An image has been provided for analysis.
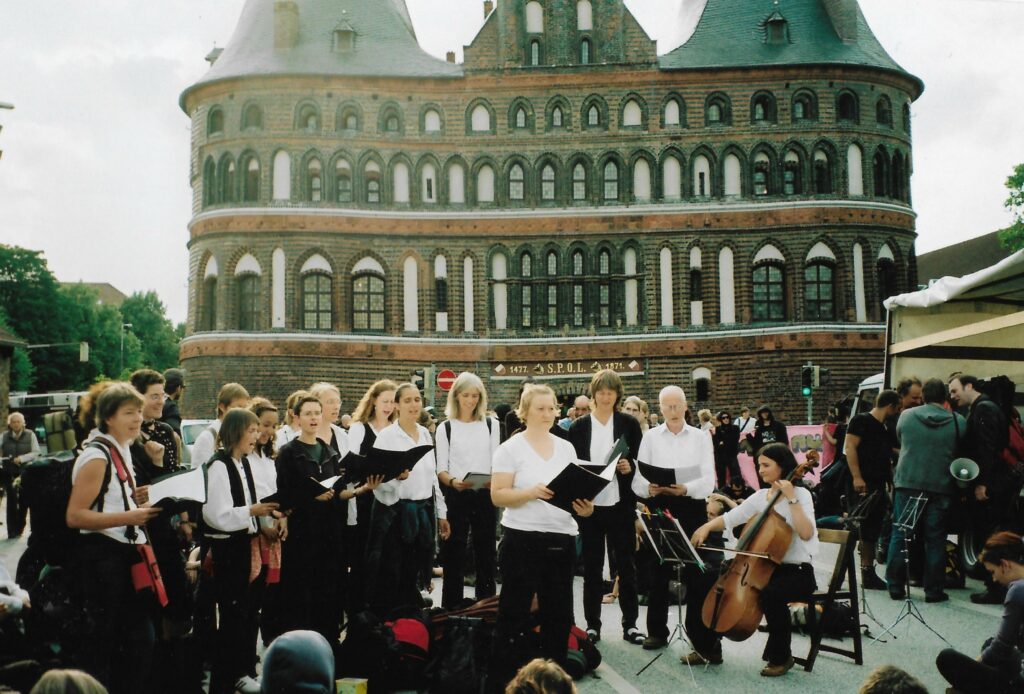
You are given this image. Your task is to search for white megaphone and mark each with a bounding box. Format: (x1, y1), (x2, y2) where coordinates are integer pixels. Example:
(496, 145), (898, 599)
(949, 458), (979, 488)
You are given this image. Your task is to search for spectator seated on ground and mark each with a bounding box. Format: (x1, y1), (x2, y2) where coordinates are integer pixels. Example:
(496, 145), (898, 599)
(260, 630), (334, 694)
(505, 659), (576, 694)
(29, 669), (107, 694)
(857, 664), (928, 694)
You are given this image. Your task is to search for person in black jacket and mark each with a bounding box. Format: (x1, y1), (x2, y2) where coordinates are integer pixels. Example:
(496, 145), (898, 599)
(568, 369), (644, 645)
(746, 405), (790, 456)
(160, 368), (186, 437)
(950, 375), (1012, 604)
(712, 411), (740, 486)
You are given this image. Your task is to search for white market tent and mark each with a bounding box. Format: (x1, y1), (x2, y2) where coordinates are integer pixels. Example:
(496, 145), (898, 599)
(883, 249), (1024, 387)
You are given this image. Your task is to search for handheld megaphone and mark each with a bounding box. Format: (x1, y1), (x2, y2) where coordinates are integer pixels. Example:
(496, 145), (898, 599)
(949, 458), (979, 488)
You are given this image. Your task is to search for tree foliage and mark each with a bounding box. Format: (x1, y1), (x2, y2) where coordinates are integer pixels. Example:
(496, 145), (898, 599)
(120, 291), (180, 373)
(998, 162), (1024, 251)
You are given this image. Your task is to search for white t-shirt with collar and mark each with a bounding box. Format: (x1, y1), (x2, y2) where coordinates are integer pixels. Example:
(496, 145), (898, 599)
(436, 418), (500, 481)
(588, 413), (619, 507)
(372, 422), (447, 520)
(632, 422), (716, 500)
(492, 432), (578, 536)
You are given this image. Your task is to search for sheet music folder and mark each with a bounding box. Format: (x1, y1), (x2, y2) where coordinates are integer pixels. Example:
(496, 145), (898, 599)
(542, 436), (626, 513)
(637, 461), (700, 488)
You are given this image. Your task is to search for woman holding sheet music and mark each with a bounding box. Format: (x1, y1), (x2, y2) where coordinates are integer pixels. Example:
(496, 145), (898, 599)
(202, 408), (278, 694)
(631, 384), (721, 661)
(435, 372), (500, 608)
(366, 383), (449, 616)
(490, 384), (595, 685)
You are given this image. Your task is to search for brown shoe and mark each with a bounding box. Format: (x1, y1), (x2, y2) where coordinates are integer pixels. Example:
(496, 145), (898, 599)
(760, 657), (795, 677)
(680, 650), (722, 666)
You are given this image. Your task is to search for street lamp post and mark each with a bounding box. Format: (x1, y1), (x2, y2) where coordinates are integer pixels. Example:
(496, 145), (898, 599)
(120, 323), (133, 375)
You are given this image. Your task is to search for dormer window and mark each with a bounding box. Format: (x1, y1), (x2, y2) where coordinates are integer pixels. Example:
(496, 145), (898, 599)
(333, 21), (355, 53)
(764, 12), (789, 45)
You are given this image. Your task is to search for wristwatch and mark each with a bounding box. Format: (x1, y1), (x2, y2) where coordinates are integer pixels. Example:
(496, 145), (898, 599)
(787, 497), (799, 505)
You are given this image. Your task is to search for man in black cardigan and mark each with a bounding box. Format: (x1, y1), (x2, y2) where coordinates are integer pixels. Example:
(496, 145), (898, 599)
(568, 369), (645, 645)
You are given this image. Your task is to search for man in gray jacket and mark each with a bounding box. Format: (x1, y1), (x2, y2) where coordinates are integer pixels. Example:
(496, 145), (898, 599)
(885, 379), (966, 602)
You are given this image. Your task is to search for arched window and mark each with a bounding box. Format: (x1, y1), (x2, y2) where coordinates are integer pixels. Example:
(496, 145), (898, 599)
(847, 143), (864, 196)
(723, 153), (741, 197)
(752, 152), (771, 196)
(876, 96), (893, 126)
(902, 103), (911, 133)
(783, 151), (801, 195)
(393, 161), (411, 203)
(509, 163), (525, 201)
(541, 164), (556, 201)
(515, 107), (527, 129)
(690, 247), (704, 326)
(423, 109), (442, 133)
(403, 256), (418, 332)
(477, 164), (495, 203)
(242, 156), (260, 202)
(837, 91), (859, 123)
(339, 106), (360, 131)
(208, 107), (224, 135)
(520, 252), (533, 328)
(804, 263), (835, 320)
(365, 161), (381, 204)
(448, 162), (466, 204)
(603, 161), (619, 201)
(352, 272), (385, 331)
(664, 99), (681, 127)
(335, 160), (353, 202)
(471, 104), (491, 132)
(551, 105), (563, 128)
(241, 104), (262, 130)
(792, 92), (816, 122)
(546, 251), (558, 327)
(492, 253), (508, 330)
(752, 264), (785, 322)
(220, 157), (236, 203)
(305, 159), (323, 202)
(660, 247), (673, 327)
(237, 274), (260, 331)
(381, 107), (401, 133)
(530, 40), (541, 66)
(624, 247), (639, 326)
(891, 152), (906, 202)
(877, 257), (898, 313)
(633, 158), (651, 201)
(422, 162), (438, 203)
(598, 248), (611, 327)
(693, 155), (711, 197)
(577, 0), (593, 30)
(297, 103), (320, 132)
(272, 151), (291, 201)
(202, 158), (216, 207)
(693, 368), (711, 403)
(705, 93), (730, 125)
(719, 247), (736, 323)
(571, 250), (585, 327)
(572, 163), (587, 201)
(302, 272), (332, 330)
(813, 149), (833, 194)
(588, 104), (600, 127)
(525, 1), (544, 32)
(201, 277), (217, 331)
(663, 156), (682, 200)
(622, 99), (643, 127)
(873, 149), (889, 197)
(580, 39), (591, 64)
(751, 92), (776, 123)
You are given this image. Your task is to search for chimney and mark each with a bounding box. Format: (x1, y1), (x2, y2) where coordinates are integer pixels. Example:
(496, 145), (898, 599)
(484, 1), (494, 18)
(274, 1), (300, 52)
(446, 51), (456, 63)
(822, 0), (857, 43)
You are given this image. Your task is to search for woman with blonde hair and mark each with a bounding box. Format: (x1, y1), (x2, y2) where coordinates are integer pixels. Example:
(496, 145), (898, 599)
(274, 389), (308, 450)
(436, 372), (500, 608)
(29, 669), (108, 694)
(621, 396), (649, 433)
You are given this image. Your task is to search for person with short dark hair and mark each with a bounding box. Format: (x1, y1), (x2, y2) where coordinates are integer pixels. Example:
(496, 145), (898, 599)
(936, 531), (1024, 693)
(161, 368), (186, 436)
(712, 411), (741, 486)
(845, 389), (901, 589)
(191, 383), (250, 469)
(858, 664), (928, 694)
(745, 405), (789, 455)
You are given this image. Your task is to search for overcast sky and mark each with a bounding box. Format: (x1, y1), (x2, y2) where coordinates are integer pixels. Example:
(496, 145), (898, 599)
(1, 0), (1021, 324)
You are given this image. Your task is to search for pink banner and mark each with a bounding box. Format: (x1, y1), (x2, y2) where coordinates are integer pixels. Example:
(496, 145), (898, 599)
(736, 425), (827, 490)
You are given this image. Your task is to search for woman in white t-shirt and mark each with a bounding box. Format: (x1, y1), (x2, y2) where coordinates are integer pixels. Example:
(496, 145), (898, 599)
(691, 442), (818, 678)
(66, 382), (163, 693)
(435, 372), (500, 608)
(490, 384), (594, 685)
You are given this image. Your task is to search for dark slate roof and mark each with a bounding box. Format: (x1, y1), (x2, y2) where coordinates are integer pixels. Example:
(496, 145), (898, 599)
(917, 231), (1014, 284)
(659, 0), (922, 95)
(183, 0), (461, 101)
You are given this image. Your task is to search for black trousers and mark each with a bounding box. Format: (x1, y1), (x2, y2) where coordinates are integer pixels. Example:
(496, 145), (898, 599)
(714, 455), (741, 487)
(1, 471), (26, 537)
(760, 563), (816, 665)
(74, 534), (156, 694)
(491, 528), (575, 689)
(440, 488), (497, 608)
(365, 499), (434, 617)
(937, 648), (1019, 694)
(209, 535), (255, 694)
(579, 505), (639, 634)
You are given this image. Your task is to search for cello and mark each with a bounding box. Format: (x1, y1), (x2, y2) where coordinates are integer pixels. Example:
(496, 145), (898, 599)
(701, 458), (816, 640)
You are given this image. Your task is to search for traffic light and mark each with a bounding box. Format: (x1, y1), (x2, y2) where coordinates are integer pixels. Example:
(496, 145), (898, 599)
(411, 369), (425, 389)
(801, 366), (814, 397)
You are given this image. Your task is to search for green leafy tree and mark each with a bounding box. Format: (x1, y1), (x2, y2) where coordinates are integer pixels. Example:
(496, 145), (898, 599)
(998, 163), (1024, 251)
(0, 307), (34, 391)
(120, 291), (181, 372)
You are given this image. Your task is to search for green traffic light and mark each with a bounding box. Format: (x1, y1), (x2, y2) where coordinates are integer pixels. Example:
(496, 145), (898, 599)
(802, 386), (812, 397)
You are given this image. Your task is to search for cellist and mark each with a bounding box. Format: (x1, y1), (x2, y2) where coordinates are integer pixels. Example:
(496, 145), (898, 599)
(691, 442), (818, 677)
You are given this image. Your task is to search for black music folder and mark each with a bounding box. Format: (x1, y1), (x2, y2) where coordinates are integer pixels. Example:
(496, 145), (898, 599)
(543, 460), (615, 514)
(637, 461), (701, 488)
(577, 436), (631, 474)
(339, 444), (434, 485)
(261, 474), (346, 507)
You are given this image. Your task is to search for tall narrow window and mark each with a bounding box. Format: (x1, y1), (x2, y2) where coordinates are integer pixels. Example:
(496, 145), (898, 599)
(877, 258), (898, 313)
(552, 106), (563, 128)
(577, 0), (593, 30)
(530, 40), (541, 66)
(873, 150), (888, 197)
(302, 273), (333, 330)
(837, 92), (858, 122)
(201, 277), (217, 330)
(520, 253), (533, 328)
(603, 161), (619, 201)
(366, 178), (380, 203)
(423, 109), (442, 133)
(477, 164), (495, 203)
(580, 39), (591, 64)
(515, 107), (527, 129)
(471, 104), (491, 132)
(541, 165), (555, 201)
(238, 275), (260, 331)
(241, 104), (262, 130)
(307, 159), (322, 202)
(221, 160), (236, 203)
(448, 162), (466, 204)
(813, 150), (832, 194)
(804, 263), (835, 320)
(336, 161), (352, 202)
(509, 164), (525, 201)
(243, 158), (260, 201)
(783, 152), (801, 195)
(752, 153), (770, 196)
(208, 108), (224, 135)
(202, 158), (216, 207)
(588, 105), (600, 127)
(598, 249), (611, 327)
(622, 100), (642, 127)
(664, 99), (681, 127)
(422, 163), (437, 203)
(546, 251), (558, 327)
(352, 274), (385, 331)
(525, 1), (544, 32)
(571, 250), (585, 327)
(573, 163), (587, 201)
(752, 264), (785, 322)
(693, 155), (710, 197)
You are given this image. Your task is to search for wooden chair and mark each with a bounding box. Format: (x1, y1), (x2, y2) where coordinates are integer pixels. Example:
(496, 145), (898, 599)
(793, 527), (864, 672)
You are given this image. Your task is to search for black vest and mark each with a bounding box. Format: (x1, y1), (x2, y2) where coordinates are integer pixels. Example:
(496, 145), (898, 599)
(1, 431), (34, 459)
(206, 451), (258, 537)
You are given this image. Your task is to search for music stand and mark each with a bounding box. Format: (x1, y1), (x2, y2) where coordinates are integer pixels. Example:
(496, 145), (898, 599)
(843, 490), (886, 637)
(872, 494), (950, 645)
(634, 509), (704, 681)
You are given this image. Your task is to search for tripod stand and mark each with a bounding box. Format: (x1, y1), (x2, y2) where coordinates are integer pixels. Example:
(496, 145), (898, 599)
(844, 491), (886, 638)
(872, 494), (950, 645)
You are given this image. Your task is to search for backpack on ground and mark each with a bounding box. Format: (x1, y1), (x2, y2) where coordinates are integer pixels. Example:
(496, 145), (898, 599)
(430, 615), (493, 694)
(42, 411), (77, 454)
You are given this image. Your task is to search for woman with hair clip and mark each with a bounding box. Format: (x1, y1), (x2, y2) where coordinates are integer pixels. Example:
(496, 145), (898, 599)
(490, 384), (595, 687)
(202, 408), (278, 694)
(691, 442), (818, 677)
(66, 382), (164, 694)
(936, 531), (1024, 693)
(366, 383), (449, 616)
(347, 380), (397, 613)
(435, 371), (500, 608)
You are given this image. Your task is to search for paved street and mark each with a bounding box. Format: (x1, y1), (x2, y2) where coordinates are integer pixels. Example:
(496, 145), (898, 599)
(1, 520), (996, 693)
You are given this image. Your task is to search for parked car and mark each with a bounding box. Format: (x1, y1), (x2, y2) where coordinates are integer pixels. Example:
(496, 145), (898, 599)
(180, 419), (215, 467)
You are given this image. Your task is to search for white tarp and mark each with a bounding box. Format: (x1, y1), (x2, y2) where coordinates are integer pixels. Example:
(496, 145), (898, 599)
(885, 249), (1024, 309)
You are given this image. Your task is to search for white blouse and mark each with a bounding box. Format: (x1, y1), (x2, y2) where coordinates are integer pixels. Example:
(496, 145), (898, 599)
(435, 418), (500, 481)
(72, 432), (147, 545)
(722, 486), (819, 565)
(492, 433), (578, 536)
(203, 455), (258, 537)
(372, 422), (447, 520)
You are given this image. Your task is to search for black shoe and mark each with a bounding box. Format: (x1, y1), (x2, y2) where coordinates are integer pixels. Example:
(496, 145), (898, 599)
(586, 628), (600, 644)
(642, 636), (667, 650)
(925, 592), (949, 603)
(622, 628), (645, 645)
(970, 590), (1004, 605)
(889, 590), (906, 601)
(861, 569), (887, 590)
